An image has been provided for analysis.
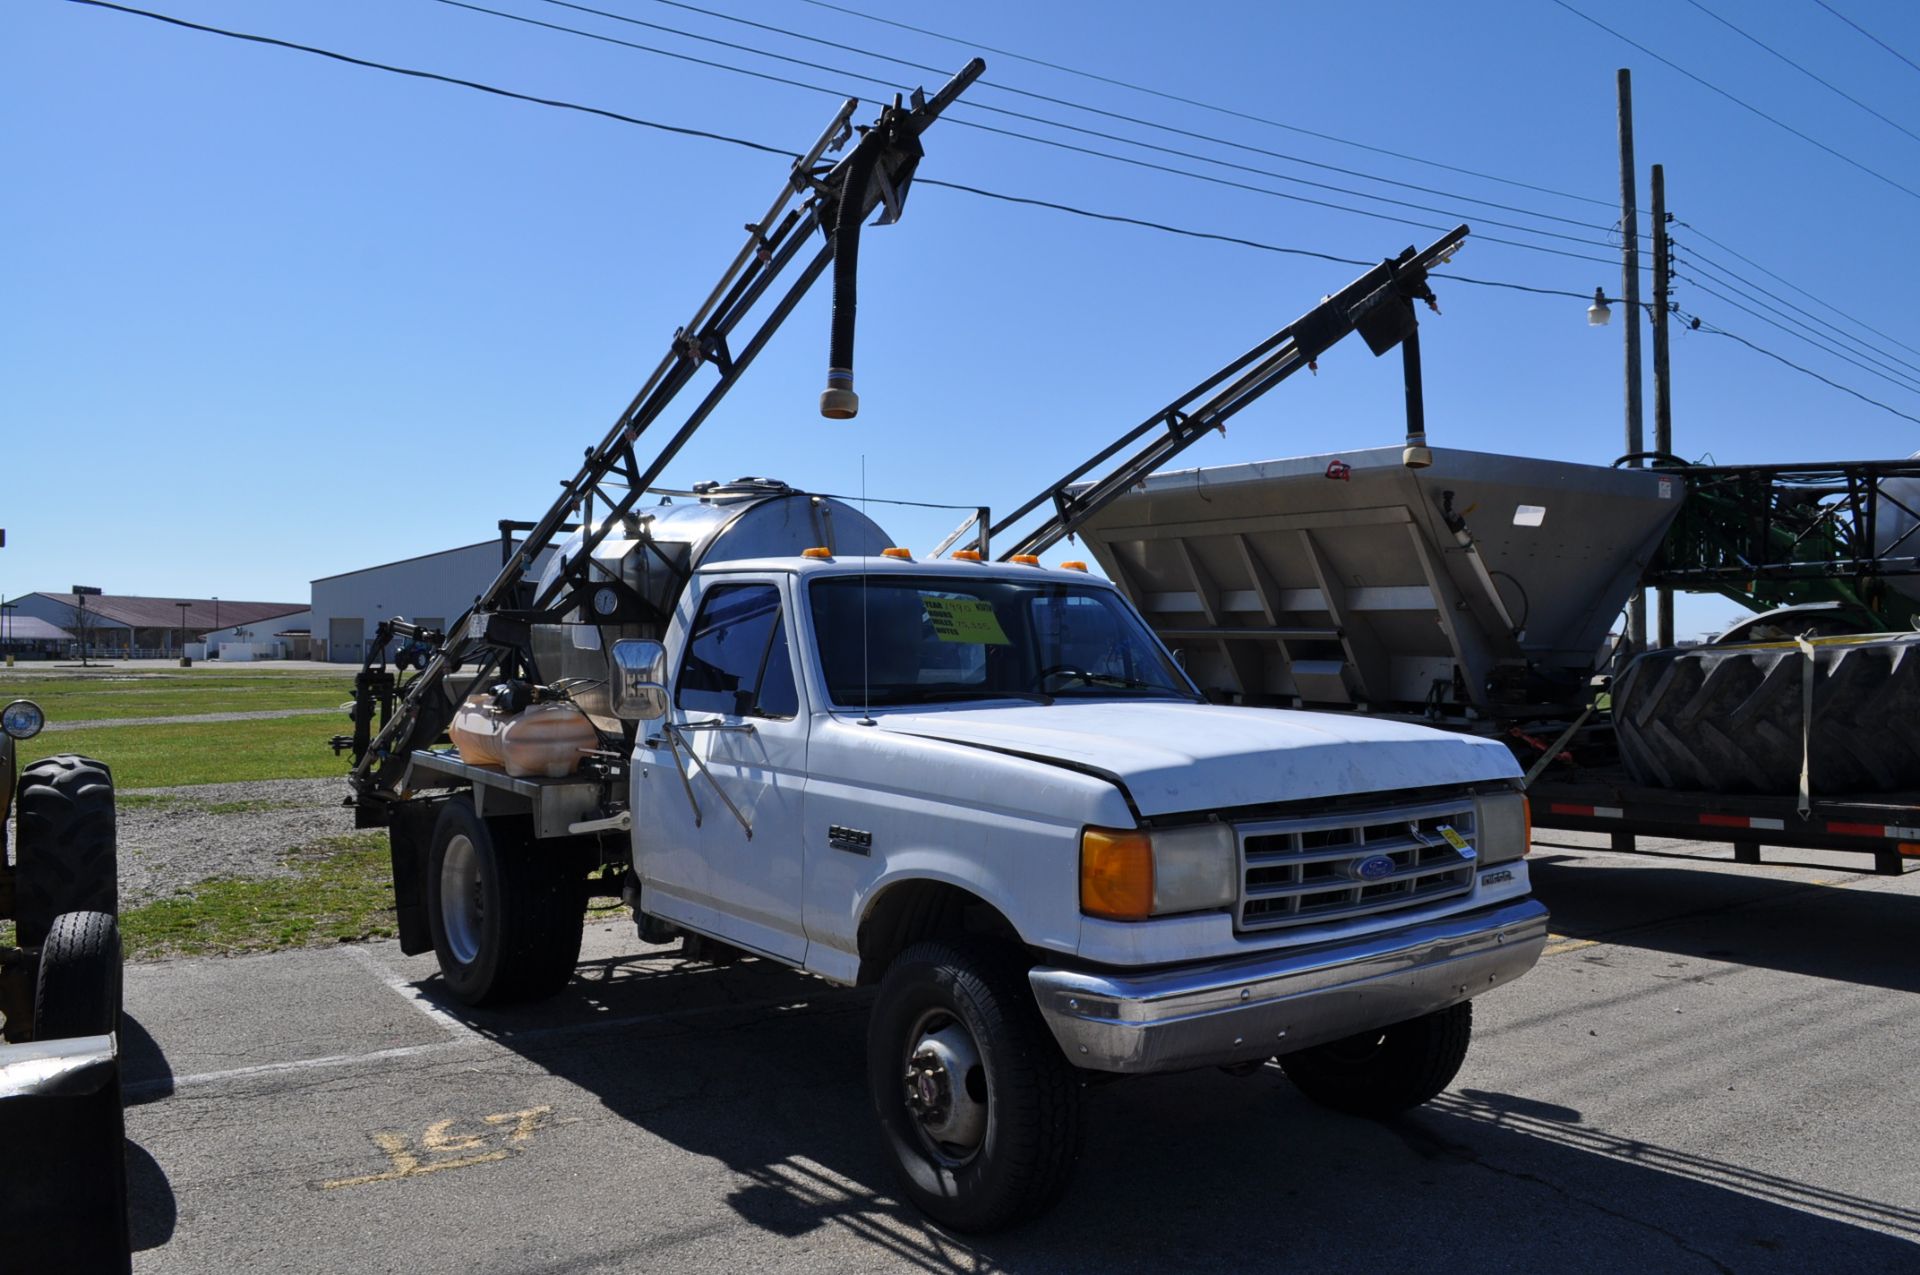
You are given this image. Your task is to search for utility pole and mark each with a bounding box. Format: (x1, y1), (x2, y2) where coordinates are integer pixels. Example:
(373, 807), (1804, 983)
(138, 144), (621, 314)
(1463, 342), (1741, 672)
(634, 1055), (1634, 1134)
(1618, 68), (1647, 651)
(1650, 162), (1675, 648)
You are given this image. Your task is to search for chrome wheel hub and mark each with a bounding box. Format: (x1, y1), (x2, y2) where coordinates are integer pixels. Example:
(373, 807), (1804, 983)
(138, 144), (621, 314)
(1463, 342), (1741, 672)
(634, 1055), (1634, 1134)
(903, 1013), (987, 1160)
(439, 833), (484, 965)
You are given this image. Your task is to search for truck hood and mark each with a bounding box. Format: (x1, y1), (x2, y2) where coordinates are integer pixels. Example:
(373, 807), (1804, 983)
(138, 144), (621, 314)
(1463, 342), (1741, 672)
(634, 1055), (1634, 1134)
(871, 701), (1519, 817)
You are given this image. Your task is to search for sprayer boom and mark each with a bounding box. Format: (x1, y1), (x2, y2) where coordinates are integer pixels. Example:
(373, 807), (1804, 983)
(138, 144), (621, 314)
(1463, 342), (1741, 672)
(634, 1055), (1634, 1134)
(939, 224), (1469, 562)
(343, 60), (984, 800)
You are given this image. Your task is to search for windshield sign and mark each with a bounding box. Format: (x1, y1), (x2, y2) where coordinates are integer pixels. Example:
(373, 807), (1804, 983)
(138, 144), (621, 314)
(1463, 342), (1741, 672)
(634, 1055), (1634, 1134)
(808, 575), (1198, 709)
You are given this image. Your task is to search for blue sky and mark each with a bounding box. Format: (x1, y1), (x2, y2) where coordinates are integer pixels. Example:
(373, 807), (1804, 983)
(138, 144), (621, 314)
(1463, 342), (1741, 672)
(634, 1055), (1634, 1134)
(5, 0), (1918, 639)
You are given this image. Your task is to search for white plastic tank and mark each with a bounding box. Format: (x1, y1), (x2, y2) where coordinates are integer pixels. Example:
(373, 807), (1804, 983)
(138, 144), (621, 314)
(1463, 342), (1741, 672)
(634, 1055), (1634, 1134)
(530, 478), (893, 728)
(1875, 450), (1920, 605)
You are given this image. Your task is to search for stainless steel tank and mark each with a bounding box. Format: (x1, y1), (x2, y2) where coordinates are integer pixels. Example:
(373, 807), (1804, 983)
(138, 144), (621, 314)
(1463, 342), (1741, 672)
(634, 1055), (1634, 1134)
(531, 478), (890, 726)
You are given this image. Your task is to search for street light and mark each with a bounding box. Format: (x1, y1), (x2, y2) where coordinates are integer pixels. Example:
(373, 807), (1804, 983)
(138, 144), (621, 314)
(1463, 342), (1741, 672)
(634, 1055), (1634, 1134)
(177, 601), (192, 668)
(1587, 287), (1613, 327)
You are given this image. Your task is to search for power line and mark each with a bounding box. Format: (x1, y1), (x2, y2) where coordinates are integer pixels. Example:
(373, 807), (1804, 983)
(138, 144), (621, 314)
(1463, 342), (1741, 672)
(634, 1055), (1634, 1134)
(616, 0), (1638, 241)
(56, 0), (794, 156)
(1810, 0), (1920, 77)
(427, 0), (1628, 267)
(60, 0), (1910, 428)
(1675, 220), (1920, 361)
(1692, 322), (1920, 425)
(1680, 0), (1920, 145)
(1678, 271), (1920, 396)
(1671, 242), (1920, 383)
(794, 0), (1619, 211)
(1550, 0), (1920, 202)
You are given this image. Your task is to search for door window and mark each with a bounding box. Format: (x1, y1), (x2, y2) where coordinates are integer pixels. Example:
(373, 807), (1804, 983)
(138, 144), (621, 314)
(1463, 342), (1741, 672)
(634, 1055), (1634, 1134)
(676, 584), (798, 718)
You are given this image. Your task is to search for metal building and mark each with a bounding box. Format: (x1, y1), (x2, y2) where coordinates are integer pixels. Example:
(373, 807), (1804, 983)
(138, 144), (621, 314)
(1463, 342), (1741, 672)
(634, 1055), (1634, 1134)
(309, 539), (555, 664)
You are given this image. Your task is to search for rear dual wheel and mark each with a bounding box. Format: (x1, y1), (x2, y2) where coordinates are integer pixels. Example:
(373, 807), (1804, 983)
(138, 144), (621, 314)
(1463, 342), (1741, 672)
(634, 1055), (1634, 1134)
(425, 798), (584, 1005)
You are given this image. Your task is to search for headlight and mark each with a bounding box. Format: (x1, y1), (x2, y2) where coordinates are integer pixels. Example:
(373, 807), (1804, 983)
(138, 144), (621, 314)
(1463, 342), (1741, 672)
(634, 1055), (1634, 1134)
(1081, 821), (1237, 921)
(1474, 790), (1531, 865)
(2, 699), (46, 740)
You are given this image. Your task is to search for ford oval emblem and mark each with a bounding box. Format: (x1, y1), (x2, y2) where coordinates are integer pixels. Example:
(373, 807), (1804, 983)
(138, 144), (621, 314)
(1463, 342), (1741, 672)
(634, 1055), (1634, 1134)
(1353, 854), (1395, 882)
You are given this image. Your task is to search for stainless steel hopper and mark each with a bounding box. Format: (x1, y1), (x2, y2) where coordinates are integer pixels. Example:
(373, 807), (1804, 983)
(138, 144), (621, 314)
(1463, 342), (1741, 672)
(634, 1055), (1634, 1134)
(1073, 446), (1684, 714)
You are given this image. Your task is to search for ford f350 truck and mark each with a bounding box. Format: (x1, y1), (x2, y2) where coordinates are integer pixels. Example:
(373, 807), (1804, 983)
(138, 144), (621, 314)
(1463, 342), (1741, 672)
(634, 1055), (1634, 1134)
(355, 484), (1546, 1231)
(337, 73), (1546, 1230)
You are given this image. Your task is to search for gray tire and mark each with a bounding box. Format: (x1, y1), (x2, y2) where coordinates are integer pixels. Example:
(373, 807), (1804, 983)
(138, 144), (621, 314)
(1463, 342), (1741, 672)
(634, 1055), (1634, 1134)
(1279, 1001), (1472, 1117)
(1614, 635), (1920, 793)
(15, 755), (118, 946)
(34, 910), (123, 1041)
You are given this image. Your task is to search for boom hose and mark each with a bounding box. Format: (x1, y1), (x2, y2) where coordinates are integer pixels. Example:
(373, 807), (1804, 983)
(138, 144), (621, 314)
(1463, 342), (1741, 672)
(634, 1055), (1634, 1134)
(821, 138), (881, 420)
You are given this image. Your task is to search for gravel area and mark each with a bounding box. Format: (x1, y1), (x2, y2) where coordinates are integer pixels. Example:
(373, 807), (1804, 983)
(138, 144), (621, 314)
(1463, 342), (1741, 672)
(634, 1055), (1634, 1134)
(116, 777), (362, 907)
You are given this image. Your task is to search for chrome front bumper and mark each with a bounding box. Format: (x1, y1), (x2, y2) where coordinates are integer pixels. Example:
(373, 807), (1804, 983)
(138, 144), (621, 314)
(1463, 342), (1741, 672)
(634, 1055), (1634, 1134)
(1028, 898), (1549, 1074)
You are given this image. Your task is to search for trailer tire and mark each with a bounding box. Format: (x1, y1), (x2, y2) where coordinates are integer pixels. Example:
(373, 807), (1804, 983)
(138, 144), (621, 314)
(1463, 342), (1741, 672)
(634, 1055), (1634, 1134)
(34, 910), (123, 1041)
(1614, 636), (1920, 794)
(1278, 1001), (1472, 1118)
(867, 938), (1084, 1233)
(14, 755), (118, 947)
(425, 798), (583, 1006)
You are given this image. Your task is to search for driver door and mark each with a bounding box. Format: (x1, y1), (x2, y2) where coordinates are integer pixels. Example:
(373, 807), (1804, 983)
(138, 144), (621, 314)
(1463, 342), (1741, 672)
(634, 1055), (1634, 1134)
(632, 580), (809, 962)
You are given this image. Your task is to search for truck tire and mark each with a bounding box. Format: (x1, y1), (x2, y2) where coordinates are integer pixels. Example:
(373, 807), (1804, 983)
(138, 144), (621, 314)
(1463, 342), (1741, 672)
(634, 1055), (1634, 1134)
(1613, 636), (1920, 794)
(34, 910), (123, 1040)
(14, 755), (118, 947)
(425, 798), (583, 1005)
(866, 938), (1085, 1232)
(1278, 1001), (1472, 1118)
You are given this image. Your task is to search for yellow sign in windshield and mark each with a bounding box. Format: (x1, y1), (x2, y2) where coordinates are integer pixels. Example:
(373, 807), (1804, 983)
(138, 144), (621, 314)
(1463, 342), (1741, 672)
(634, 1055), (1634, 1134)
(921, 595), (1011, 645)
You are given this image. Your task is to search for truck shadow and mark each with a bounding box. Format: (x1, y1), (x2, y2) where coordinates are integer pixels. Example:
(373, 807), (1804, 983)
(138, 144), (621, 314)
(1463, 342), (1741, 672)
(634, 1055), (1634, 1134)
(117, 1013), (179, 1251)
(1529, 850), (1920, 993)
(424, 947), (1920, 1272)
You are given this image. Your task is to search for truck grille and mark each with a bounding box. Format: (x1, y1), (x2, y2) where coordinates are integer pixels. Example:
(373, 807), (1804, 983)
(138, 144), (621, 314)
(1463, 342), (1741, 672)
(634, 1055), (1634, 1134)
(1234, 797), (1478, 932)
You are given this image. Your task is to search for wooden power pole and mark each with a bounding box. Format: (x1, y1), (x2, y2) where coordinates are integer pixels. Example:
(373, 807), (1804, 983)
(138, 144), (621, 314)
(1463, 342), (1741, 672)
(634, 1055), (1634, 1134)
(1650, 162), (1674, 648)
(1618, 69), (1647, 651)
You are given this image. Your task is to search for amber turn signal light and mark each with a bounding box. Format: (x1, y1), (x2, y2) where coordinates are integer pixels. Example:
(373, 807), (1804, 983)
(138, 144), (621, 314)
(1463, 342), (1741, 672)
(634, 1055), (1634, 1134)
(1081, 827), (1153, 921)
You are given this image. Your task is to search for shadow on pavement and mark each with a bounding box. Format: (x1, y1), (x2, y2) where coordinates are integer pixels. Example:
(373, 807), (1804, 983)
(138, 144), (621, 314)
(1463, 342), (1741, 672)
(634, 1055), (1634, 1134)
(1530, 852), (1920, 994)
(126, 1138), (176, 1251)
(119, 1012), (174, 1105)
(410, 944), (1920, 1273)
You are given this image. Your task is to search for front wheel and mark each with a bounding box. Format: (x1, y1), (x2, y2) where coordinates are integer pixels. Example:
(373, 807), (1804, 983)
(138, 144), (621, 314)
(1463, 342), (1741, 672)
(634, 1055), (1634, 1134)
(34, 910), (123, 1040)
(425, 799), (583, 1005)
(867, 939), (1084, 1233)
(1278, 1001), (1472, 1117)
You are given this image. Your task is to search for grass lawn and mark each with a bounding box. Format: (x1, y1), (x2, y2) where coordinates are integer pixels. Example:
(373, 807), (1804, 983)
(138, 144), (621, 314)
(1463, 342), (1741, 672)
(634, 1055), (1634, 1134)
(0, 669), (354, 723)
(120, 832), (398, 959)
(19, 713), (352, 788)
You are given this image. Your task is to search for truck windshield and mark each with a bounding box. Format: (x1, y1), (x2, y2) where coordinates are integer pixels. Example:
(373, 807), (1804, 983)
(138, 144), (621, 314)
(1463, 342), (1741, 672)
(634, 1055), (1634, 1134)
(808, 574), (1199, 709)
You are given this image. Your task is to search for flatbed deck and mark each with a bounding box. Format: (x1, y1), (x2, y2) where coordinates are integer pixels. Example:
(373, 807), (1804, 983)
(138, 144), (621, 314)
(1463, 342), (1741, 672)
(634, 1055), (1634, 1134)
(1529, 765), (1920, 875)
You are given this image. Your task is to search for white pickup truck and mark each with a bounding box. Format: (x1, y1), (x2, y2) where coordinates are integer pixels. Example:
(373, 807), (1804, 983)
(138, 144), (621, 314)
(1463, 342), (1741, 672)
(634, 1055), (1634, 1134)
(374, 480), (1548, 1231)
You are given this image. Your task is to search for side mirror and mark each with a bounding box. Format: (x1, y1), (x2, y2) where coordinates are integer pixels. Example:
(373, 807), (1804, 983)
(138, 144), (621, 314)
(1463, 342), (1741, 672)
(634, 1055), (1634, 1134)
(609, 639), (670, 720)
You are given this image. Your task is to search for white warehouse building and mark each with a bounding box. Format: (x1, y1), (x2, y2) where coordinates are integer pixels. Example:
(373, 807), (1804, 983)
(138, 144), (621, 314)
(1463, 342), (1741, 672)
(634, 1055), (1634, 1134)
(310, 537), (555, 664)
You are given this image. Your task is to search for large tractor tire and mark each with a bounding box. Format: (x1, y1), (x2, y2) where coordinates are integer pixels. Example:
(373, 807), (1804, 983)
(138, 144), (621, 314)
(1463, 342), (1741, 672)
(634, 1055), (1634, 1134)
(1614, 634), (1920, 794)
(14, 755), (118, 946)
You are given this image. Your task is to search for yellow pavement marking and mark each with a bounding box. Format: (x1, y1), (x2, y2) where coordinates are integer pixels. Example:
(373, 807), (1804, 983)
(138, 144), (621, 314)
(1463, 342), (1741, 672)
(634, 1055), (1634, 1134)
(322, 1105), (552, 1190)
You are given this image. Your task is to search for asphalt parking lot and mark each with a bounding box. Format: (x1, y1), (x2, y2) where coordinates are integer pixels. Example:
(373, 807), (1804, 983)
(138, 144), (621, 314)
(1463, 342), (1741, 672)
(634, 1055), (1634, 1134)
(120, 834), (1920, 1274)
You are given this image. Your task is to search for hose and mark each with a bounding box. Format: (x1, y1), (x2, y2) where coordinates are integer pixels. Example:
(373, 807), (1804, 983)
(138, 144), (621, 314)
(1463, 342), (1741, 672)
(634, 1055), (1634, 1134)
(821, 134), (882, 420)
